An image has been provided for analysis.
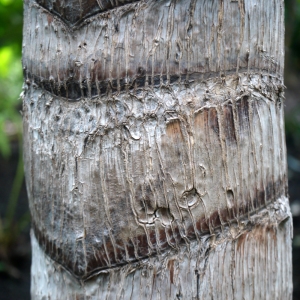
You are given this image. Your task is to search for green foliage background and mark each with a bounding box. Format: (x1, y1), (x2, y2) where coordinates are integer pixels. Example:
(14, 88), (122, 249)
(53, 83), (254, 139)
(285, 0), (300, 150)
(0, 0), (23, 158)
(0, 0), (26, 276)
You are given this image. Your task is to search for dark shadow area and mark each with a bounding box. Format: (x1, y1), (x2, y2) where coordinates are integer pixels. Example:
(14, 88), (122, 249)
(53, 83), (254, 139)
(0, 143), (31, 300)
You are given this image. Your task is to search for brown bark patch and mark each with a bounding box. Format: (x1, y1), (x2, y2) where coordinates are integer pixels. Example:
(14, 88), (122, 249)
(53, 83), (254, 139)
(222, 102), (237, 144)
(167, 259), (175, 284)
(237, 224), (277, 251)
(166, 119), (183, 140)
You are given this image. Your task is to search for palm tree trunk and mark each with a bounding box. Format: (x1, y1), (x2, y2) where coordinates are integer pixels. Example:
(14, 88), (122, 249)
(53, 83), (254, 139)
(22, 0), (292, 298)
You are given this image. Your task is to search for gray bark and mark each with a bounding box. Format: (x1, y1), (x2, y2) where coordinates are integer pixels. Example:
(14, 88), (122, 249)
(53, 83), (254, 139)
(22, 0), (292, 298)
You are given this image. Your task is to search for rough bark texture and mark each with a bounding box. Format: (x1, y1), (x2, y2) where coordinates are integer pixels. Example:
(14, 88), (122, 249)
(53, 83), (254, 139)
(22, 0), (292, 298)
(30, 197), (292, 299)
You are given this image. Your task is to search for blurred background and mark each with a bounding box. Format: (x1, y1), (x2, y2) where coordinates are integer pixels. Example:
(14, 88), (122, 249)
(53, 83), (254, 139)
(0, 0), (300, 299)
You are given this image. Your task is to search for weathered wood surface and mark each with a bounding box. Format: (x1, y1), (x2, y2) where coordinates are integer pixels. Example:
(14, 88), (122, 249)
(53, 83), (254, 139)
(30, 197), (292, 299)
(22, 0), (292, 298)
(23, 0), (284, 101)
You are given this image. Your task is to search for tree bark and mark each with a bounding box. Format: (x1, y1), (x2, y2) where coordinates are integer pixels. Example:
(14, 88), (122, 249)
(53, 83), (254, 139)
(22, 0), (292, 299)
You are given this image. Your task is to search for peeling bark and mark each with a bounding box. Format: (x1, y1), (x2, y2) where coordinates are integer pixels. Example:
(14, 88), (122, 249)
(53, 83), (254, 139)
(22, 0), (292, 298)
